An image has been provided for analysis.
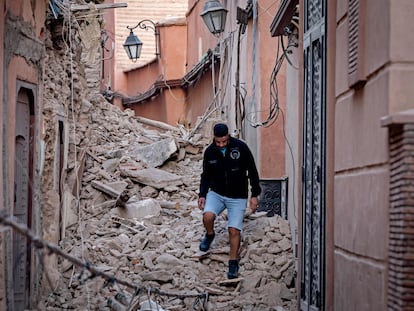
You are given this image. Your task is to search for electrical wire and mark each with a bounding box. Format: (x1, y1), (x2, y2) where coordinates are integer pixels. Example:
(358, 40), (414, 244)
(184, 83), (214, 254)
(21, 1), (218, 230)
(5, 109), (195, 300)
(250, 0), (258, 125)
(247, 31), (298, 128)
(280, 32), (299, 69)
(247, 41), (282, 128)
(0, 211), (209, 303)
(279, 107), (298, 220)
(57, 5), (99, 306)
(219, 31), (236, 112)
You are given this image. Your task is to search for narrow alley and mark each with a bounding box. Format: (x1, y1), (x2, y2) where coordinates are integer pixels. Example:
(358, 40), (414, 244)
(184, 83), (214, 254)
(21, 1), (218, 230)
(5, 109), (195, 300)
(35, 100), (297, 310)
(4, 0), (413, 310)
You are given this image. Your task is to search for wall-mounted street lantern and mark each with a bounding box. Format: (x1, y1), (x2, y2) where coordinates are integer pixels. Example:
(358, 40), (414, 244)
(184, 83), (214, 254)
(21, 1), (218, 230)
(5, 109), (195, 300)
(200, 0), (228, 35)
(123, 19), (160, 62)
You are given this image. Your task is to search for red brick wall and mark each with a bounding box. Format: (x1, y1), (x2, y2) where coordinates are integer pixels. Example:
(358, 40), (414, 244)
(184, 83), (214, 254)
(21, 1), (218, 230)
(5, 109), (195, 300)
(388, 123), (414, 311)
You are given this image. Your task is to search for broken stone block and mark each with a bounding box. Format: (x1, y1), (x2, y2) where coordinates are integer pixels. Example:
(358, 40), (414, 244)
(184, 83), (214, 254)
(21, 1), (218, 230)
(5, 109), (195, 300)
(139, 299), (168, 311)
(101, 158), (119, 172)
(155, 253), (184, 267)
(116, 198), (161, 219)
(184, 144), (200, 155)
(278, 237), (292, 251)
(130, 137), (177, 168)
(106, 181), (129, 193)
(279, 283), (296, 301)
(176, 147), (186, 161)
(120, 167), (183, 189)
(141, 270), (173, 283)
(49, 92), (298, 309)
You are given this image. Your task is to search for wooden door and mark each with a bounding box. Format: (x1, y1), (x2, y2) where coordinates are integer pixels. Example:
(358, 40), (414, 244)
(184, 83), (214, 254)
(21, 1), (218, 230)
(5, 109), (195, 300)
(13, 88), (33, 310)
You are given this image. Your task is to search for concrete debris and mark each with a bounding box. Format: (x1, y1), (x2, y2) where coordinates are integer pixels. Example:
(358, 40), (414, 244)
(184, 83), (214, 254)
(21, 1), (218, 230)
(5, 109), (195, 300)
(40, 101), (297, 310)
(120, 166), (184, 190)
(130, 138), (178, 168)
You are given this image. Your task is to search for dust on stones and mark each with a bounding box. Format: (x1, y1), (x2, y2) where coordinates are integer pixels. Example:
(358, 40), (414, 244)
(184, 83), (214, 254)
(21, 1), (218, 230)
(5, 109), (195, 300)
(37, 9), (288, 310)
(38, 98), (297, 311)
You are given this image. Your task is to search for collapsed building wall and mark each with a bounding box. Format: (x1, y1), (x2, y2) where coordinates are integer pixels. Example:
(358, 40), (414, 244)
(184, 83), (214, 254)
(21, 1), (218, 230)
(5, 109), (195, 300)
(1, 2), (46, 308)
(41, 1), (107, 296)
(0, 1), (298, 309)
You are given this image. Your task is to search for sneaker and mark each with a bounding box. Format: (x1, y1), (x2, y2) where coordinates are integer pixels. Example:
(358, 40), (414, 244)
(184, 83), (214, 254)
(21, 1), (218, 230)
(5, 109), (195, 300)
(199, 233), (215, 252)
(227, 259), (239, 279)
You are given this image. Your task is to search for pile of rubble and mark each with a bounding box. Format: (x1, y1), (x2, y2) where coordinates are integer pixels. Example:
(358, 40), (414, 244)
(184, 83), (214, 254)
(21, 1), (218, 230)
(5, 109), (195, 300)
(40, 100), (297, 310)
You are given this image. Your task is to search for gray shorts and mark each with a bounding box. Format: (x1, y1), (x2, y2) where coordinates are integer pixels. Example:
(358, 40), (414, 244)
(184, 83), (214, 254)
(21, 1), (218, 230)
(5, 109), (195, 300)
(203, 191), (247, 231)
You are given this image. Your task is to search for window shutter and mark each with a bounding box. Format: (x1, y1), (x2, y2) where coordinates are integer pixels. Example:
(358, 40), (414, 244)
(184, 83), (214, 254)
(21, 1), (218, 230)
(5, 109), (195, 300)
(348, 0), (366, 89)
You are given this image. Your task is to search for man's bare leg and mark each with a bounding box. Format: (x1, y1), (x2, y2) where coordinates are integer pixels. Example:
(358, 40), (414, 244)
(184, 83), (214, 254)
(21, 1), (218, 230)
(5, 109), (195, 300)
(228, 227), (241, 279)
(203, 212), (215, 235)
(228, 227), (241, 260)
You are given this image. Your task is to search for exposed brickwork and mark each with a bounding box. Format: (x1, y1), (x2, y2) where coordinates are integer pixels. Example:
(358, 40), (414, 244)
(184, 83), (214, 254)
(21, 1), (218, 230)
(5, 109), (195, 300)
(388, 123), (414, 311)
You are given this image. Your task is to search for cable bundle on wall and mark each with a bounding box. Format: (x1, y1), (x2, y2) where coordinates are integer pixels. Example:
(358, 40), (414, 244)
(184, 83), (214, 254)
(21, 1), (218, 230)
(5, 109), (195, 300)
(249, 28), (298, 128)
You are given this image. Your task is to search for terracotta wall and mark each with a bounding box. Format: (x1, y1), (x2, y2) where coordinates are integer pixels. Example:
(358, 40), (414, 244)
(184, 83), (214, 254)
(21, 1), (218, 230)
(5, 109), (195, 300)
(123, 22), (188, 124)
(125, 23), (187, 93)
(102, 0), (188, 97)
(108, 0), (288, 181)
(126, 60), (160, 93)
(186, 0), (286, 178)
(184, 69), (220, 127)
(250, 1), (286, 179)
(159, 22), (187, 79)
(186, 0), (219, 69)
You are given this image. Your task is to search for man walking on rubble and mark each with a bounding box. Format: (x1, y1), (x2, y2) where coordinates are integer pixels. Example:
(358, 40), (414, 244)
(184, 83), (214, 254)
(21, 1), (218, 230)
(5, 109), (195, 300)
(198, 123), (261, 279)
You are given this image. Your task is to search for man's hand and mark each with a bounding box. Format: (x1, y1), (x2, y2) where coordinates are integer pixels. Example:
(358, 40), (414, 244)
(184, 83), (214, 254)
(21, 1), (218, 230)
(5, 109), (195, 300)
(249, 197), (259, 213)
(198, 197), (206, 210)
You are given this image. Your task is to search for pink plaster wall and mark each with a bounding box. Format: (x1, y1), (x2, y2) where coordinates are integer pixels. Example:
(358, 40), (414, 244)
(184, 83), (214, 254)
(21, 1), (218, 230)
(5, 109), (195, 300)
(124, 23), (188, 124)
(126, 60), (160, 94)
(186, 0), (287, 178)
(101, 0), (116, 92)
(102, 0), (188, 98)
(159, 24), (187, 79)
(184, 71), (218, 126)
(127, 87), (189, 126)
(253, 1), (286, 178)
(125, 23), (187, 94)
(129, 97), (166, 121)
(164, 88), (187, 125)
(186, 1), (219, 69)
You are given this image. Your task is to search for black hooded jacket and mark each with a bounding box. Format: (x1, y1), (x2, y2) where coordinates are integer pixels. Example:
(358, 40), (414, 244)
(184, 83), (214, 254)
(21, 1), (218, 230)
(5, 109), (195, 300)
(199, 136), (261, 199)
